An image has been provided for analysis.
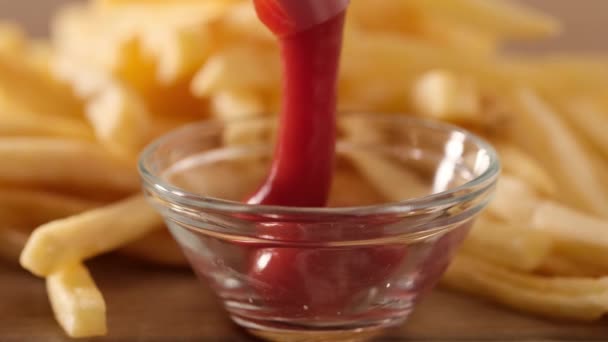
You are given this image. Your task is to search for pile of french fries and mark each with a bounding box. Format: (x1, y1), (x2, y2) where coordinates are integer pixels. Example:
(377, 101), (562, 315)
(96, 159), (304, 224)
(1, 0), (608, 337)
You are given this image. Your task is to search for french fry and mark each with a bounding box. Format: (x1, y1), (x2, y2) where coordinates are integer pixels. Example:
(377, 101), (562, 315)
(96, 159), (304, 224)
(409, 0), (560, 39)
(54, 57), (162, 158)
(216, 1), (274, 43)
(168, 158), (267, 201)
(415, 16), (498, 55)
(461, 216), (552, 272)
(556, 240), (608, 272)
(532, 202), (608, 249)
(0, 53), (83, 120)
(222, 119), (276, 146)
(339, 116), (430, 201)
(148, 114), (197, 141)
(86, 84), (152, 159)
(53, 1), (234, 86)
(455, 254), (608, 295)
(504, 57), (608, 94)
(561, 97), (608, 159)
(508, 88), (608, 216)
(191, 46), (279, 97)
(357, 1), (498, 54)
(139, 22), (212, 84)
(120, 230), (187, 267)
(0, 138), (138, 193)
(494, 143), (557, 197)
(0, 111), (93, 140)
(20, 195), (162, 277)
(328, 167), (387, 207)
(487, 174), (538, 223)
(347, 0), (420, 35)
(0, 189), (101, 228)
(211, 89), (265, 120)
(346, 150), (429, 202)
(340, 29), (512, 106)
(47, 263), (107, 338)
(412, 70), (482, 123)
(538, 253), (605, 278)
(442, 254), (608, 321)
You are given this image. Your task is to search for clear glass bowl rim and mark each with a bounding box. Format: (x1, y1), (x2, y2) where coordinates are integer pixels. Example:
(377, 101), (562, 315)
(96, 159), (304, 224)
(138, 113), (501, 216)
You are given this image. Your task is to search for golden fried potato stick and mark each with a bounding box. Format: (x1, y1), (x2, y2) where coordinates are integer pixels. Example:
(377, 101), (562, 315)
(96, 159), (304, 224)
(139, 22), (212, 84)
(494, 143), (557, 197)
(448, 253), (608, 297)
(562, 98), (608, 159)
(555, 240), (608, 273)
(0, 52), (83, 120)
(211, 89), (265, 120)
(415, 16), (498, 56)
(538, 253), (605, 278)
(504, 57), (608, 94)
(167, 157), (267, 201)
(120, 230), (187, 267)
(216, 1), (274, 43)
(461, 215), (552, 272)
(0, 189), (101, 228)
(222, 118), (276, 147)
(487, 174), (538, 223)
(20, 195), (163, 277)
(508, 89), (608, 216)
(86, 84), (152, 159)
(53, 1), (234, 86)
(443, 254), (608, 321)
(350, 0), (498, 55)
(0, 138), (139, 193)
(346, 150), (429, 202)
(339, 116), (430, 201)
(340, 29), (511, 110)
(489, 175), (608, 252)
(328, 168), (387, 207)
(0, 111), (93, 140)
(53, 56), (155, 159)
(532, 202), (608, 250)
(409, 0), (560, 39)
(191, 46), (279, 97)
(412, 70), (481, 123)
(47, 263), (107, 338)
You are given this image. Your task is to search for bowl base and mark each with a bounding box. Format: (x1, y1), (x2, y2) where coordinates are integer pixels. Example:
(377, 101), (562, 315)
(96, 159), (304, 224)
(232, 315), (406, 342)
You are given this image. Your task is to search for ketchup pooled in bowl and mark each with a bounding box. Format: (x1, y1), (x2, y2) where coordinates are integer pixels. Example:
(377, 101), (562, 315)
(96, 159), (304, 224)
(246, 0), (405, 316)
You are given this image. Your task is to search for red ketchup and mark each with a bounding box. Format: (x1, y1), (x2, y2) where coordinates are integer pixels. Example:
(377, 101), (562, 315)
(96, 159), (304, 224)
(246, 0), (405, 316)
(247, 0), (348, 206)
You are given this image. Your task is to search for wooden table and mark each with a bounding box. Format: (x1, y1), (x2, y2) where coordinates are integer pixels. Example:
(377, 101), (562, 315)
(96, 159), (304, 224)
(2, 256), (607, 342)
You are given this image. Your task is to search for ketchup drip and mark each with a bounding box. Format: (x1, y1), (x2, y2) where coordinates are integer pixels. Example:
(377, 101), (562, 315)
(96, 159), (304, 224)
(247, 1), (346, 207)
(245, 0), (405, 316)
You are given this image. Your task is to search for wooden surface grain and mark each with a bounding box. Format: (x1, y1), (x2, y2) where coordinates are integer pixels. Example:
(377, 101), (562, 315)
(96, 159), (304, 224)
(1, 256), (607, 342)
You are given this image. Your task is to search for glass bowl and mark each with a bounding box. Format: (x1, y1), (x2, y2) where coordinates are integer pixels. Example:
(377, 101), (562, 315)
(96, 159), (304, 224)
(138, 113), (500, 342)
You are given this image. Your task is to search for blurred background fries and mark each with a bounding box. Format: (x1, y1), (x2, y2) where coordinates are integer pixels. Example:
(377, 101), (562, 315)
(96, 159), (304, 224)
(0, 0), (608, 338)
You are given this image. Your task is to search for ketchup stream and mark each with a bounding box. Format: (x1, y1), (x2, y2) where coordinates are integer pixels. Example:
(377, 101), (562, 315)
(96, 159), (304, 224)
(247, 2), (346, 207)
(246, 0), (405, 316)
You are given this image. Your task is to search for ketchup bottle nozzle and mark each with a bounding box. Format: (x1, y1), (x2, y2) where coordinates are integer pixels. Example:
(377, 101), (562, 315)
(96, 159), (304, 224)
(254, 0), (350, 36)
